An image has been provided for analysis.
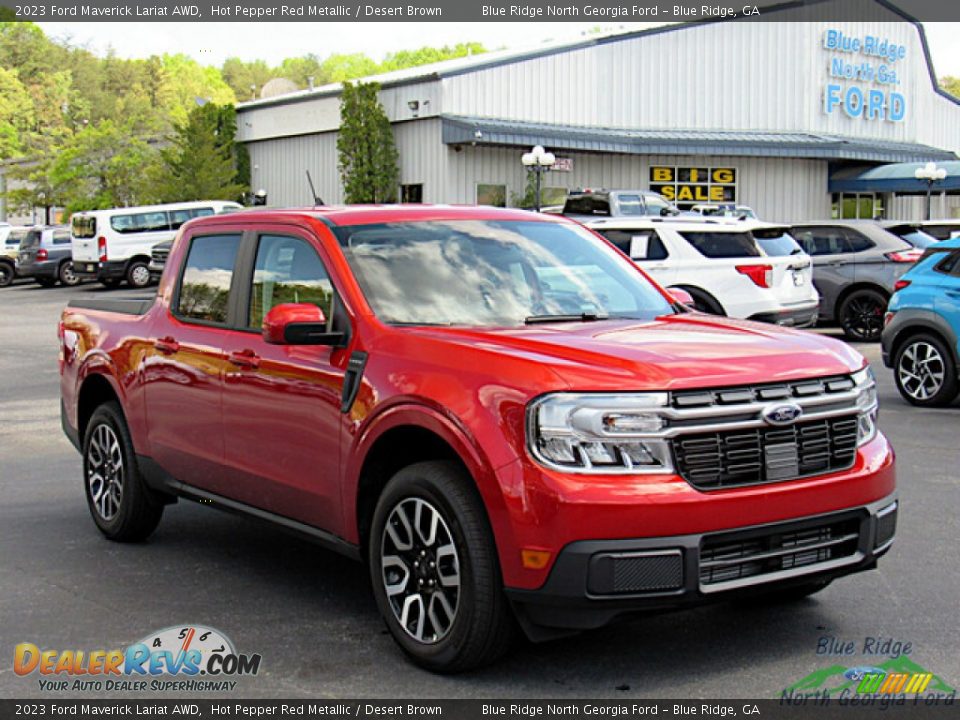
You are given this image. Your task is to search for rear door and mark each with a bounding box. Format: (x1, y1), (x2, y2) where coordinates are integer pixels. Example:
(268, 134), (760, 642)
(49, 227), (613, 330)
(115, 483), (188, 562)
(17, 229), (42, 269)
(49, 228), (73, 262)
(142, 230), (244, 493)
(791, 226), (859, 317)
(932, 251), (960, 357)
(71, 214), (99, 263)
(593, 227), (676, 286)
(218, 227), (348, 531)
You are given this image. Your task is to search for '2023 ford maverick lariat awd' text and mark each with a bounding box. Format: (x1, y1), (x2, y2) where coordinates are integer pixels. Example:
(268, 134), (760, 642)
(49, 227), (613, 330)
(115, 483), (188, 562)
(60, 206), (896, 672)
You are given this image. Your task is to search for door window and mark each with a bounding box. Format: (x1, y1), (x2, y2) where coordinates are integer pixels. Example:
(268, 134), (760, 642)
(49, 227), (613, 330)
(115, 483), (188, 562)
(792, 227), (851, 256)
(596, 229), (668, 260)
(176, 234), (242, 324)
(248, 235), (334, 329)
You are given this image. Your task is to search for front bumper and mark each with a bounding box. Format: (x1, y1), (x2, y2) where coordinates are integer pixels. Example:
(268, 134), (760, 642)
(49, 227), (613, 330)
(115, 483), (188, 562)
(74, 259), (126, 280)
(507, 494), (897, 636)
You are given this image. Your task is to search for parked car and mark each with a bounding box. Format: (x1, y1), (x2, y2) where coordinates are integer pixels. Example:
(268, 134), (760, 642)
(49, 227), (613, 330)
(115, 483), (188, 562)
(0, 225), (30, 287)
(690, 203), (758, 220)
(70, 200), (242, 288)
(920, 220), (960, 241)
(148, 239), (172, 281)
(790, 221), (919, 342)
(588, 218), (819, 326)
(60, 205), (895, 672)
(882, 237), (960, 406)
(16, 225), (80, 287)
(562, 189), (681, 221)
(879, 221), (939, 251)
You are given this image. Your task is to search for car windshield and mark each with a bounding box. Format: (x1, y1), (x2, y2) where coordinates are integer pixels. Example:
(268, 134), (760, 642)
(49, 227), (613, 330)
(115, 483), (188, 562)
(615, 195), (647, 216)
(752, 228), (805, 256)
(335, 220), (674, 327)
(886, 226), (939, 249)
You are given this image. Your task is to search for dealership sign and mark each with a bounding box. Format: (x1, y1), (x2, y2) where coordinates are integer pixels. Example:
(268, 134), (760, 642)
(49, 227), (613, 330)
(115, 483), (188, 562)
(822, 29), (907, 122)
(649, 166), (736, 203)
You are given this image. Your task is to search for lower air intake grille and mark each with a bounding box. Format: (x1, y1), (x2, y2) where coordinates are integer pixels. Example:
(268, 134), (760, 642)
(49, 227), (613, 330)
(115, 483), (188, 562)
(587, 551), (684, 595)
(699, 515), (861, 590)
(673, 415), (858, 490)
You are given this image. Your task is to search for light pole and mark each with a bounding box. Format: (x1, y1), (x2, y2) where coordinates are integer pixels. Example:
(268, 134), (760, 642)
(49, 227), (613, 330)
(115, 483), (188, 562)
(521, 145), (556, 212)
(914, 162), (947, 221)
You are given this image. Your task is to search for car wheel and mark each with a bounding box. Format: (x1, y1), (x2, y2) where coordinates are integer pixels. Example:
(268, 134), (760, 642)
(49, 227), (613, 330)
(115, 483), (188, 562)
(369, 460), (515, 673)
(838, 289), (886, 342)
(36, 277), (58, 288)
(126, 261), (152, 289)
(684, 288), (725, 315)
(894, 334), (959, 407)
(0, 262), (13, 287)
(59, 260), (81, 286)
(83, 402), (164, 542)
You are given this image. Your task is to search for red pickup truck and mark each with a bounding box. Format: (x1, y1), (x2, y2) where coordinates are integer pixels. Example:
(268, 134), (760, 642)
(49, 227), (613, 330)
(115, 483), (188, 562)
(60, 206), (896, 672)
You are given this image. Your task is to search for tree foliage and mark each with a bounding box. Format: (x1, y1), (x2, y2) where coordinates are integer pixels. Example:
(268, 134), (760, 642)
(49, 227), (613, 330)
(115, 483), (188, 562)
(337, 82), (399, 204)
(940, 76), (960, 99)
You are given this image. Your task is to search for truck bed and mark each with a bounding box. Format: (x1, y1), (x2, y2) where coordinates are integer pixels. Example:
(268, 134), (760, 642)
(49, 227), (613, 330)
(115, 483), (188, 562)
(67, 294), (156, 316)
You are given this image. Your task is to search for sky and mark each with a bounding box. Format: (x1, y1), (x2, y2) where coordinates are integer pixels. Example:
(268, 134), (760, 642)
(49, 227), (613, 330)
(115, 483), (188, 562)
(33, 22), (960, 79)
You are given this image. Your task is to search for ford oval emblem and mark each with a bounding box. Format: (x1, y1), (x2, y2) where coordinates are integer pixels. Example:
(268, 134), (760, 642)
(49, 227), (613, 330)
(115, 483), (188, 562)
(763, 403), (803, 426)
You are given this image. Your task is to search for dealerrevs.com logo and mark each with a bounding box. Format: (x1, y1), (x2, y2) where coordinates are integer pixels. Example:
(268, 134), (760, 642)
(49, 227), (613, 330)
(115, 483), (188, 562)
(14, 625), (261, 693)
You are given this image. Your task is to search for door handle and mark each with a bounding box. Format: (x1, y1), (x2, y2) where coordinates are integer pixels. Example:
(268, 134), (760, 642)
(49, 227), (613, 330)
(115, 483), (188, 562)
(228, 349), (261, 369)
(154, 336), (179, 354)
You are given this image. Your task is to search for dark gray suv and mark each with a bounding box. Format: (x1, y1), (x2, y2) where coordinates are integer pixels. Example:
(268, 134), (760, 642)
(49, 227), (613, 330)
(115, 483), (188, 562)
(790, 221), (917, 342)
(16, 226), (80, 287)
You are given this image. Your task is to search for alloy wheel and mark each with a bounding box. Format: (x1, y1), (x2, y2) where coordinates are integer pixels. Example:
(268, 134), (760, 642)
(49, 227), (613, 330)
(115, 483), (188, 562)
(842, 295), (884, 340)
(380, 497), (461, 644)
(61, 262), (79, 286)
(898, 341), (946, 401)
(86, 423), (125, 521)
(129, 264), (151, 288)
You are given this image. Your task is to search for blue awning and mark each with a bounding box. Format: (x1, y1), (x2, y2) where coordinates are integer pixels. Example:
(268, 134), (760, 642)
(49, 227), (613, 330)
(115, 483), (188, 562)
(829, 161), (960, 193)
(441, 115), (958, 164)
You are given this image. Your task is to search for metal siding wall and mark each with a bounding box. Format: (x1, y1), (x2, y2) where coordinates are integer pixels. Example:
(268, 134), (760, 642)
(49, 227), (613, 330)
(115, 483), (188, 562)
(889, 194), (960, 221)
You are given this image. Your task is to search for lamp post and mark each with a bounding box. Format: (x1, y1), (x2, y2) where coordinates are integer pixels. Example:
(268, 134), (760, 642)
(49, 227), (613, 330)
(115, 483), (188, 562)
(914, 162), (947, 221)
(521, 145), (556, 212)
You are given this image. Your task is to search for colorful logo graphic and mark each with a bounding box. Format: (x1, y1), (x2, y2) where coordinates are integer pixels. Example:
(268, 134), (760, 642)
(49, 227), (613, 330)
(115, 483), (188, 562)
(14, 625), (261, 692)
(782, 656), (955, 704)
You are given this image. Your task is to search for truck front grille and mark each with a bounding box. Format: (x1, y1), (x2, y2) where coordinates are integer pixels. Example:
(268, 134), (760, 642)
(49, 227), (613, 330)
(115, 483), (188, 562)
(699, 514), (862, 591)
(151, 248), (169, 265)
(673, 416), (858, 490)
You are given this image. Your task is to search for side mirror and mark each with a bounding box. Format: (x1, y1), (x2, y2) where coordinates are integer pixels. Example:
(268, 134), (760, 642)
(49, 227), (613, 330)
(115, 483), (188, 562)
(262, 303), (345, 346)
(667, 288), (694, 307)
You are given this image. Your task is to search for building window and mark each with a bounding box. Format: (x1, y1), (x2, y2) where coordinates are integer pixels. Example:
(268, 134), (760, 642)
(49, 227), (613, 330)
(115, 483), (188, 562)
(832, 192), (884, 220)
(401, 184), (423, 203)
(476, 183), (506, 208)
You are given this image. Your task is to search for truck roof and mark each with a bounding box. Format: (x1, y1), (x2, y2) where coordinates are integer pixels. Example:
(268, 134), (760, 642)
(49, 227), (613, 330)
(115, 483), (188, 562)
(188, 205), (554, 228)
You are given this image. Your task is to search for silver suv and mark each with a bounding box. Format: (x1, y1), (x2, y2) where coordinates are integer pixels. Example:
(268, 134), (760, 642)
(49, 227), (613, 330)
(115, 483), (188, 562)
(790, 221), (918, 342)
(16, 226), (80, 287)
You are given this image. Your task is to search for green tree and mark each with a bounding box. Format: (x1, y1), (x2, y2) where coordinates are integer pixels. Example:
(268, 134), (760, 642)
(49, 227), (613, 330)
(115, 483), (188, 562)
(160, 54), (236, 125)
(0, 67), (34, 160)
(379, 42), (486, 72)
(337, 82), (399, 204)
(222, 57), (278, 101)
(941, 76), (960, 99)
(322, 53), (380, 83)
(156, 103), (247, 203)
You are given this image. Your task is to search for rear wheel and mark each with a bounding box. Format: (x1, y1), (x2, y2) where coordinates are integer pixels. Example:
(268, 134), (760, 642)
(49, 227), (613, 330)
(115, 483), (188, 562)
(83, 402), (163, 541)
(369, 461), (515, 672)
(838, 288), (886, 342)
(894, 333), (959, 407)
(59, 260), (81, 286)
(0, 262), (13, 287)
(126, 261), (151, 289)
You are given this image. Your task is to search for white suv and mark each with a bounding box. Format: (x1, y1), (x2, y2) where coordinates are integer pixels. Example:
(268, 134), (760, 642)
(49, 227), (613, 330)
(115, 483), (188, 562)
(587, 218), (819, 327)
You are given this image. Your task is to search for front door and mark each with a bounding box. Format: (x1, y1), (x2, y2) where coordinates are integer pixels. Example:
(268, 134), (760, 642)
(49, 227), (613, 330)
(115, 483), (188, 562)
(219, 231), (347, 531)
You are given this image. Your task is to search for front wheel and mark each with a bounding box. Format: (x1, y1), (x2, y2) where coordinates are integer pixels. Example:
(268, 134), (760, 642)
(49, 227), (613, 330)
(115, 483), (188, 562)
(126, 261), (152, 289)
(838, 289), (886, 342)
(369, 461), (515, 673)
(0, 262), (13, 287)
(894, 334), (959, 407)
(59, 260), (81, 286)
(83, 402), (164, 541)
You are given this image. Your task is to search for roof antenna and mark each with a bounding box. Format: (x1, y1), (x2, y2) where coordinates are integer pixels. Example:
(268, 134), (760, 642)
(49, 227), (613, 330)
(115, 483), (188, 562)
(306, 170), (324, 206)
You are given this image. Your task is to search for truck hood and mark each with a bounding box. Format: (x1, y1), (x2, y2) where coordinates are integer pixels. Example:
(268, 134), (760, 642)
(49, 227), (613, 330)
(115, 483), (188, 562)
(410, 314), (864, 391)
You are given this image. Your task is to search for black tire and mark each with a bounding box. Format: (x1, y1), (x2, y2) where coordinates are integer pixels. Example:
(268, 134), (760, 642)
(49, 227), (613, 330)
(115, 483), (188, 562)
(59, 260), (81, 287)
(0, 262), (13, 287)
(893, 333), (959, 407)
(368, 460), (515, 673)
(126, 260), (152, 289)
(100, 278), (123, 289)
(82, 402), (163, 542)
(682, 287), (725, 315)
(838, 288), (887, 342)
(36, 277), (57, 288)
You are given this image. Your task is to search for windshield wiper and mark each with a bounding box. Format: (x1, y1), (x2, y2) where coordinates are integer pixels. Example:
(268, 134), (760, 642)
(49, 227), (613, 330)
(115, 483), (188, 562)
(524, 312), (610, 325)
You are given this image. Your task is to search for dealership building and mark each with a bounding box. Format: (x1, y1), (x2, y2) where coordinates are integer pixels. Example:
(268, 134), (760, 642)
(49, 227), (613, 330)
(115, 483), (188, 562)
(236, 0), (960, 222)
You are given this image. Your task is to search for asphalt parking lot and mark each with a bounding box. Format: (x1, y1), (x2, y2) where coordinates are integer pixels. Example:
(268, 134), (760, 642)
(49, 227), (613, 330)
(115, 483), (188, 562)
(1, 278), (958, 700)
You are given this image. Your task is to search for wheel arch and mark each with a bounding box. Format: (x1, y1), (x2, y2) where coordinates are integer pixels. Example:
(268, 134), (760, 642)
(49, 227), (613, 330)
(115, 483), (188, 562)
(671, 284), (725, 315)
(888, 314), (959, 369)
(76, 371), (124, 443)
(836, 282), (890, 312)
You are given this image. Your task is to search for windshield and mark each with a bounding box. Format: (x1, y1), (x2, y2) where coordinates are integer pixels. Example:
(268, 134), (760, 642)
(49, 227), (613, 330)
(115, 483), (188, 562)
(886, 226), (938, 249)
(752, 228), (804, 256)
(335, 220), (674, 327)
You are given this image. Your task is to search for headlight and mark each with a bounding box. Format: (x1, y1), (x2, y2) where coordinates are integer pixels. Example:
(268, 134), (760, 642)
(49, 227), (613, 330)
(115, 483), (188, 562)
(852, 366), (879, 446)
(527, 393), (673, 474)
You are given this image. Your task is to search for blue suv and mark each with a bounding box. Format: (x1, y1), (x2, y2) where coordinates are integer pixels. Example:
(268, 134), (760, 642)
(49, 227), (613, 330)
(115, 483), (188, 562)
(882, 238), (960, 406)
